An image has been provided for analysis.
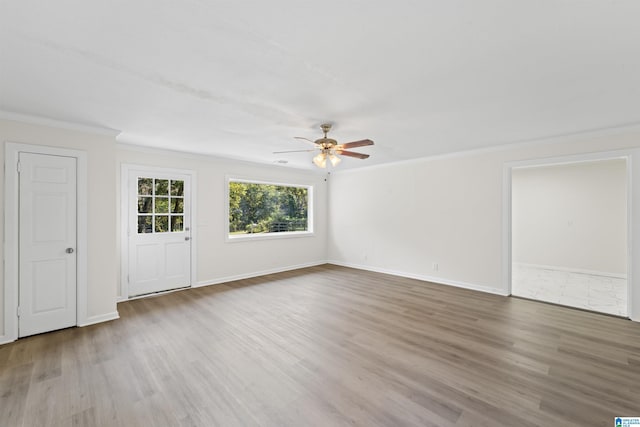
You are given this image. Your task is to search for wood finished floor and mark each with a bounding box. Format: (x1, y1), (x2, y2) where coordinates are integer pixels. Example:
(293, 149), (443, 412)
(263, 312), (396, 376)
(2, 264), (640, 426)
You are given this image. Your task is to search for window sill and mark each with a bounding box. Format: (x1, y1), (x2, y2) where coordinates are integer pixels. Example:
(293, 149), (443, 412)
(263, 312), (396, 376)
(226, 231), (314, 243)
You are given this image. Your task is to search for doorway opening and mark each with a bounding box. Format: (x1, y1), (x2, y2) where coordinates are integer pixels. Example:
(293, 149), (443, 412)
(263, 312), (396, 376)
(509, 157), (629, 317)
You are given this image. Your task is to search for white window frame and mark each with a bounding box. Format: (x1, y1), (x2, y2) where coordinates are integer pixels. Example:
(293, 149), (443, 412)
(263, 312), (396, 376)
(226, 176), (314, 242)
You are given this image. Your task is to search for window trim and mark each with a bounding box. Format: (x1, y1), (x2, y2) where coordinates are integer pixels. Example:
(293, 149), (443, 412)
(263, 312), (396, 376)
(225, 176), (314, 242)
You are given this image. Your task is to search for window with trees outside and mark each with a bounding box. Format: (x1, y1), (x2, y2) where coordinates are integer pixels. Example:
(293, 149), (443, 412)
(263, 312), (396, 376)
(137, 177), (185, 233)
(228, 179), (311, 238)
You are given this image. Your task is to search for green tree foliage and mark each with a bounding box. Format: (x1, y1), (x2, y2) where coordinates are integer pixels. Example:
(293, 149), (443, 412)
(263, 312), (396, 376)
(229, 182), (308, 234)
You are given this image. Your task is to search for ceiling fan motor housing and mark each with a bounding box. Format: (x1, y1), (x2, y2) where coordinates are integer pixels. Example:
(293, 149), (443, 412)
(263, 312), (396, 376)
(316, 138), (338, 148)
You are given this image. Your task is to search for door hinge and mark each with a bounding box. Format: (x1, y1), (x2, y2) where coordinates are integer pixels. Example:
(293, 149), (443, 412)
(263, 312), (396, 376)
(17, 306), (21, 317)
(127, 275), (130, 283)
(16, 161), (21, 173)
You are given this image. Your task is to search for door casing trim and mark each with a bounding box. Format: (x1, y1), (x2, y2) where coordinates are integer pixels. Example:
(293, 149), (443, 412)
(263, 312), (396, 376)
(3, 142), (88, 343)
(502, 148), (638, 321)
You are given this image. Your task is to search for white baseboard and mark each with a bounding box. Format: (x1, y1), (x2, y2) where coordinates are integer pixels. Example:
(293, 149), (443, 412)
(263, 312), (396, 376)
(195, 260), (327, 288)
(514, 262), (627, 279)
(78, 311), (120, 327)
(118, 258), (508, 302)
(117, 261), (326, 301)
(327, 260), (509, 296)
(0, 334), (15, 345)
(0, 311), (120, 345)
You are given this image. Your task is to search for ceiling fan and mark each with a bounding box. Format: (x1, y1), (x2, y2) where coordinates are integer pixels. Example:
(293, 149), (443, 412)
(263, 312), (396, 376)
(274, 123), (374, 168)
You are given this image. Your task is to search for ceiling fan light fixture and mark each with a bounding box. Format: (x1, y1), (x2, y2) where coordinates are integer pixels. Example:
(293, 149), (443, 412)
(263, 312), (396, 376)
(329, 153), (341, 167)
(313, 152), (327, 168)
(284, 123), (374, 169)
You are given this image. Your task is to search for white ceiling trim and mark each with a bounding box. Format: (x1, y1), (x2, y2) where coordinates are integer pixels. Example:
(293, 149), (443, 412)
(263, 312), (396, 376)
(331, 121), (640, 175)
(116, 142), (325, 175)
(0, 110), (121, 137)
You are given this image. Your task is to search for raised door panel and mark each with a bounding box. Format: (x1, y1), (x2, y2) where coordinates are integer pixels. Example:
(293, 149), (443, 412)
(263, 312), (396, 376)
(19, 153), (77, 337)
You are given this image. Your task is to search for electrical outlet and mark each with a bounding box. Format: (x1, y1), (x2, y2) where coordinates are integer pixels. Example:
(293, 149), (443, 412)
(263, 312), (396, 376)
(433, 263), (438, 271)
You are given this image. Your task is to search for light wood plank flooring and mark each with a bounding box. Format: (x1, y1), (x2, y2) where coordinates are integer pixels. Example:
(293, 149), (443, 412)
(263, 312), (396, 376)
(2, 264), (640, 426)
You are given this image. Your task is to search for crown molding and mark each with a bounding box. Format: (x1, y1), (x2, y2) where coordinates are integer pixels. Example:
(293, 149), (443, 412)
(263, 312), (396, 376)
(332, 121), (640, 175)
(116, 141), (325, 175)
(0, 110), (121, 137)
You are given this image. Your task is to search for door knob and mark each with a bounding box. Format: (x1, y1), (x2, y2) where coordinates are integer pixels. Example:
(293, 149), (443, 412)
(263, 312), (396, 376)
(66, 248), (74, 254)
(185, 237), (190, 241)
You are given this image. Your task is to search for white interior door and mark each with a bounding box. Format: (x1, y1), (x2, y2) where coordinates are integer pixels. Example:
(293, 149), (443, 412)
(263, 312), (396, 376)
(128, 171), (191, 297)
(19, 152), (77, 337)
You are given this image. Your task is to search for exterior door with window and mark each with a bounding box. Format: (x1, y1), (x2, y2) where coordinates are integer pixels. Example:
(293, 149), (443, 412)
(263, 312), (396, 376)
(128, 171), (191, 297)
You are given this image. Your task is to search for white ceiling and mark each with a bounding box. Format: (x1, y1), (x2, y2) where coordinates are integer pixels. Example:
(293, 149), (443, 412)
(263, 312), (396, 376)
(2, 1), (640, 171)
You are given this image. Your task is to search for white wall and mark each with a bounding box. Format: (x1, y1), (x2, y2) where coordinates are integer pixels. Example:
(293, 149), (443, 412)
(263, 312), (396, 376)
(0, 118), (118, 339)
(327, 128), (640, 320)
(116, 145), (327, 297)
(512, 160), (627, 275)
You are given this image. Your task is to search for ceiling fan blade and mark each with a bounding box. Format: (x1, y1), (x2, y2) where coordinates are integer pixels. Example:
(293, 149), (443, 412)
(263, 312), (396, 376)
(337, 139), (374, 149)
(336, 150), (370, 159)
(273, 149), (317, 154)
(294, 136), (317, 144)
